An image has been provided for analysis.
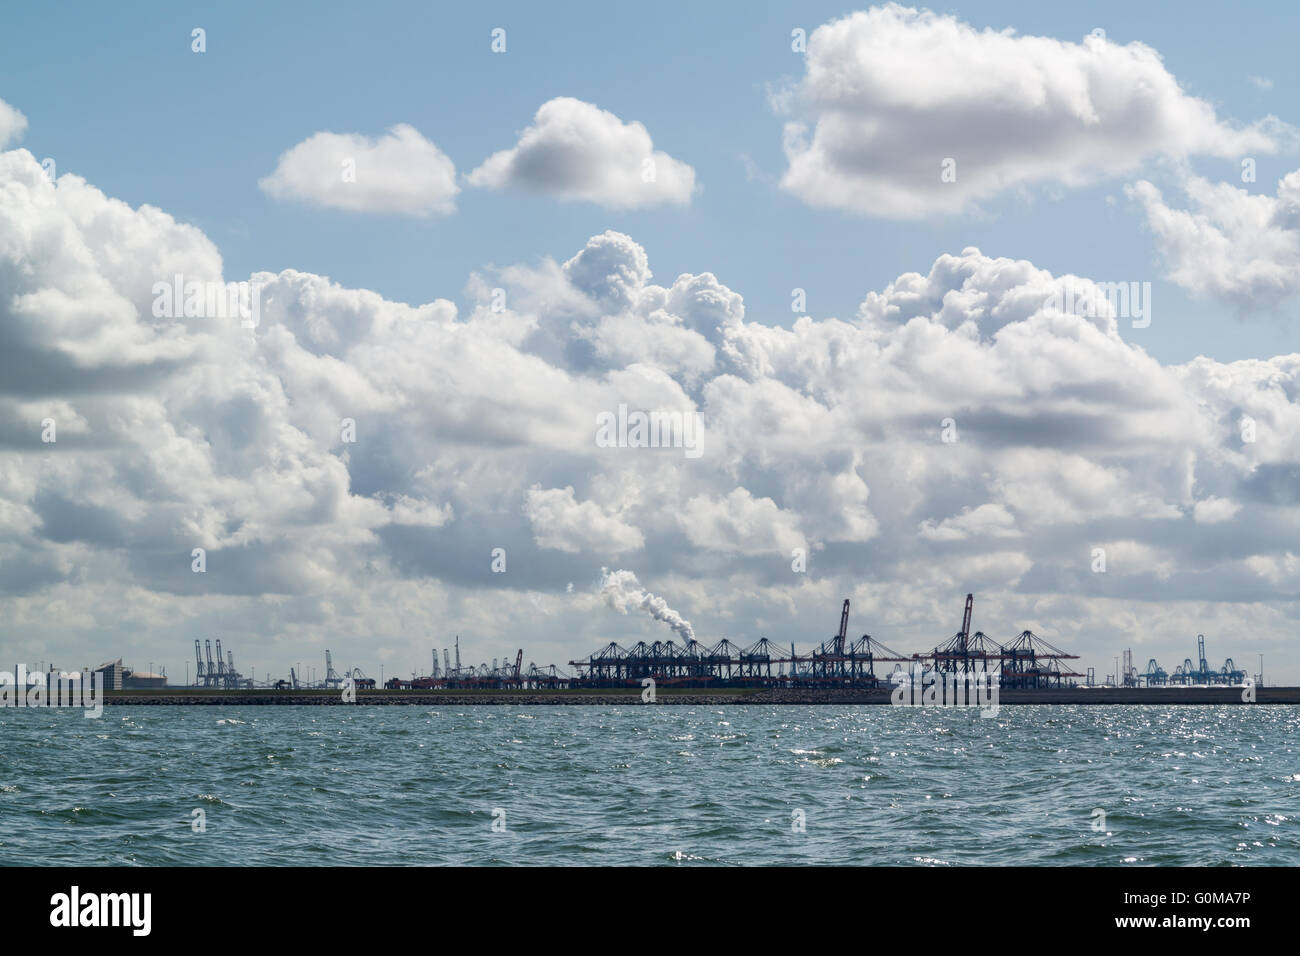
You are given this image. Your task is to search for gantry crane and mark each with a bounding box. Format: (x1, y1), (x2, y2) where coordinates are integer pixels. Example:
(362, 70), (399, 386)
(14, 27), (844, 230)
(324, 649), (342, 689)
(203, 640), (219, 688)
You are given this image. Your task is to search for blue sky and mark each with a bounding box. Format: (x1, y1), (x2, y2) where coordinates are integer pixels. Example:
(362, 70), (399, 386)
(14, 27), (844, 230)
(2, 0), (1296, 363)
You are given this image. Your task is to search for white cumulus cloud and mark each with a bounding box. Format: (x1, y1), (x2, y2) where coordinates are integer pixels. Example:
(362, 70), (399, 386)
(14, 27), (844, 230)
(919, 503), (1020, 541)
(777, 5), (1288, 218)
(468, 97), (695, 208)
(0, 98), (26, 148)
(525, 486), (645, 554)
(259, 124), (458, 216)
(6, 145), (1300, 677)
(1192, 496), (1242, 524)
(1128, 169), (1300, 311)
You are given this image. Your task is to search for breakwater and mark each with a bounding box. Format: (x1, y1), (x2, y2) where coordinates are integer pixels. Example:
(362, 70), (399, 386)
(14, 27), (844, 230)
(98, 686), (1300, 705)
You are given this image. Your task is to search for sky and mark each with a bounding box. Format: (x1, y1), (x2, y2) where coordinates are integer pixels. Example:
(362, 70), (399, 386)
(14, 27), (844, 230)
(0, 0), (1298, 684)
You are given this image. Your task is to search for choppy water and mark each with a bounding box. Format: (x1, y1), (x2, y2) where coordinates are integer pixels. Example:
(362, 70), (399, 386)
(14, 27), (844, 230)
(1, 705), (1297, 865)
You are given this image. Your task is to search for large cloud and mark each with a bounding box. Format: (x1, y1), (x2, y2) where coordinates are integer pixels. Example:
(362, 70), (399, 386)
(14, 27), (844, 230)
(468, 97), (695, 208)
(259, 124), (458, 216)
(525, 485), (645, 554)
(4, 147), (1300, 678)
(1129, 169), (1300, 312)
(778, 5), (1287, 217)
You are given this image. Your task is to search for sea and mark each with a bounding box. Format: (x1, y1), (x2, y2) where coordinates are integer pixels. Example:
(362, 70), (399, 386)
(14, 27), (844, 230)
(2, 704), (1296, 865)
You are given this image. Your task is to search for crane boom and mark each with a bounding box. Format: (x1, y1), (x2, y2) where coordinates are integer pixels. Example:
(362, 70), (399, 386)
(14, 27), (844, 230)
(960, 593), (974, 651)
(836, 599), (850, 655)
(324, 649), (342, 688)
(514, 649), (523, 679)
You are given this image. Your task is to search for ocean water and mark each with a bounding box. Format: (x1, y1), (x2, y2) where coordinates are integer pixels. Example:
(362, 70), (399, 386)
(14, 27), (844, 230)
(1, 704), (1297, 866)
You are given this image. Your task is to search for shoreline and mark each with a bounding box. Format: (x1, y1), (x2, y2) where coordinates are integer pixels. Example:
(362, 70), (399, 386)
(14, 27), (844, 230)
(95, 687), (1300, 705)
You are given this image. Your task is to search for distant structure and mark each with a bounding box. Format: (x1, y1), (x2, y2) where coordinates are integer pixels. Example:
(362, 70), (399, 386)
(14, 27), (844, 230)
(569, 593), (1082, 689)
(94, 659), (124, 690)
(123, 668), (166, 689)
(192, 638), (248, 688)
(1127, 634), (1247, 687)
(1140, 658), (1169, 685)
(171, 602), (1259, 695)
(95, 659), (167, 689)
(324, 650), (343, 689)
(1122, 649), (1137, 687)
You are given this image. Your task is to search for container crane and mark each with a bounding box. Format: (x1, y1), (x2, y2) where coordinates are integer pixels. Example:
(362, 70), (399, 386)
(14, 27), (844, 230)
(324, 650), (342, 689)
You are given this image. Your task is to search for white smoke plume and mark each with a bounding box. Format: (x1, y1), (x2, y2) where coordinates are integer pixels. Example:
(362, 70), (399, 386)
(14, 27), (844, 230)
(599, 568), (696, 643)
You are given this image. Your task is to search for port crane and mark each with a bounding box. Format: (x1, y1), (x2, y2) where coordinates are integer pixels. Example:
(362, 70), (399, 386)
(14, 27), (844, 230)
(324, 650), (343, 689)
(806, 600), (910, 683)
(834, 599), (849, 655)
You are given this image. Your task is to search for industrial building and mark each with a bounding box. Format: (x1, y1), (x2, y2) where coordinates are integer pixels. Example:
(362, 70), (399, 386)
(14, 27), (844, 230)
(94, 659), (168, 689)
(1113, 635), (1249, 688)
(568, 593), (1083, 690)
(191, 595), (1253, 694)
(122, 669), (167, 689)
(94, 660), (124, 691)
